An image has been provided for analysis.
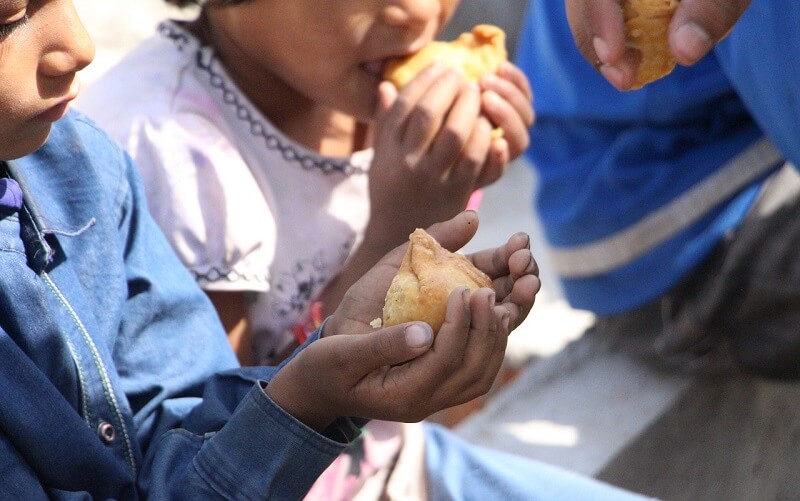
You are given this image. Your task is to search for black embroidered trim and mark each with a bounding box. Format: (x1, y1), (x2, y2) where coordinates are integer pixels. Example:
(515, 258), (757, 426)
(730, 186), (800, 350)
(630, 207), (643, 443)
(157, 21), (365, 176)
(192, 266), (267, 285)
(157, 21), (190, 51)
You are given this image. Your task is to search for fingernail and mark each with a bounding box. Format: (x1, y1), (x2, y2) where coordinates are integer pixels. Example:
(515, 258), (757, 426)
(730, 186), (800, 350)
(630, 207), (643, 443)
(483, 90), (502, 107)
(464, 81), (480, 94)
(428, 61), (444, 72)
(593, 37), (610, 64)
(405, 324), (433, 348)
(404, 152), (421, 168)
(673, 22), (712, 63)
(481, 73), (498, 86)
(447, 68), (464, 81)
(502, 313), (511, 331)
(519, 232), (531, 249)
(599, 64), (626, 89)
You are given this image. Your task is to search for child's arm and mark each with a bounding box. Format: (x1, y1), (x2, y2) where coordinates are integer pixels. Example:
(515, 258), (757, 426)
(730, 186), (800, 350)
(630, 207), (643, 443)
(266, 211), (541, 431)
(204, 290), (256, 365)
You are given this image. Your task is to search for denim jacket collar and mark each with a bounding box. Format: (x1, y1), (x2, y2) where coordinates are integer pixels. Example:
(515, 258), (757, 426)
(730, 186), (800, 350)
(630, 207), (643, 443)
(6, 122), (97, 272)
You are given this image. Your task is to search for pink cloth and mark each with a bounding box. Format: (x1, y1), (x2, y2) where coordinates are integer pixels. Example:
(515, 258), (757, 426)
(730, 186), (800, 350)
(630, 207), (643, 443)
(304, 421), (403, 500)
(466, 190), (484, 211)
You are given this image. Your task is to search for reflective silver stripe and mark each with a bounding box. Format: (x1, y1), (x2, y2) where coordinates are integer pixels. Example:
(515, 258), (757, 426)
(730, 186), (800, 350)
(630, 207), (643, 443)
(550, 138), (784, 278)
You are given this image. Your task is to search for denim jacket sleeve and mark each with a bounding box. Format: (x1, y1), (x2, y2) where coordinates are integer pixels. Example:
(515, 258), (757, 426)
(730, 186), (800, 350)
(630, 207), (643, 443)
(5, 112), (360, 499)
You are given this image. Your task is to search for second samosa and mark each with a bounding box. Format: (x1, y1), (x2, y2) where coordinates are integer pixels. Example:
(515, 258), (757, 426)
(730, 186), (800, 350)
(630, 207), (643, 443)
(382, 228), (493, 334)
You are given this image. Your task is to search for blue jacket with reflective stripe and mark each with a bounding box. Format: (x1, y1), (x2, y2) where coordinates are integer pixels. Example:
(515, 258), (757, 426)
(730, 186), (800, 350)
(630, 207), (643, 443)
(515, 1), (790, 314)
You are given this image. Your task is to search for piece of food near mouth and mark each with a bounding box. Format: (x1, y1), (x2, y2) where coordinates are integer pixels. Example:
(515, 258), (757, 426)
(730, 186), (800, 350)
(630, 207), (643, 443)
(623, 0), (681, 89)
(373, 228), (493, 335)
(383, 24), (508, 138)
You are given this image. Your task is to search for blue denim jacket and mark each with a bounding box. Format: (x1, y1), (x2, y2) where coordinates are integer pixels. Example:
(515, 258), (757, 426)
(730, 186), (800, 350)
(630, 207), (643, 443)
(0, 111), (359, 499)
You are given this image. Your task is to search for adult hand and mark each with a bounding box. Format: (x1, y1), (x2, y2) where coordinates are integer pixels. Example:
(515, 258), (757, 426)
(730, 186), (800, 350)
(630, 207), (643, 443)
(565, 0), (752, 90)
(265, 211), (541, 431)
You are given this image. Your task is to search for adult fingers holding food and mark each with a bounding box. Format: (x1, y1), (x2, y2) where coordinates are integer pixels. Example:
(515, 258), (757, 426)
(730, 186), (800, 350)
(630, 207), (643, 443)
(566, 0), (752, 90)
(669, 0), (752, 65)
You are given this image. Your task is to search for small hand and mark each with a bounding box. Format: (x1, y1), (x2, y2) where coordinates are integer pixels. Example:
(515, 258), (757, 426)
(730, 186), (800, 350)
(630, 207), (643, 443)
(477, 61), (535, 184)
(265, 211), (541, 431)
(368, 64), (489, 234)
(565, 0), (752, 90)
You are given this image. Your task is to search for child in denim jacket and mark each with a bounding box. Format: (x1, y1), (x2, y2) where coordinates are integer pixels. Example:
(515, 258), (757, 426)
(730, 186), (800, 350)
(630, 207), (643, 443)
(0, 0), (649, 499)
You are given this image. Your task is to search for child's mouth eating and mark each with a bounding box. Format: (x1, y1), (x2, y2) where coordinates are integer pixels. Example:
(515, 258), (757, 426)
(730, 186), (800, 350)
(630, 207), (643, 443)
(360, 59), (388, 82)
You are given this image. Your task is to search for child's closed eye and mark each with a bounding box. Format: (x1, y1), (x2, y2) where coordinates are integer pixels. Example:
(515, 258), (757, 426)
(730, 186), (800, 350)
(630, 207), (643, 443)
(0, 12), (28, 39)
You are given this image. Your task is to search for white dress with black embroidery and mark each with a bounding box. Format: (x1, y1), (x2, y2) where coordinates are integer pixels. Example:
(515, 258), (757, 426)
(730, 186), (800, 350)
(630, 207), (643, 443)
(78, 21), (372, 363)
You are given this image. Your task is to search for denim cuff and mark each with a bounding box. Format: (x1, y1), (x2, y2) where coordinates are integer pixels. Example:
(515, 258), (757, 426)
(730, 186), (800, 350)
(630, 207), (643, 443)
(193, 380), (362, 499)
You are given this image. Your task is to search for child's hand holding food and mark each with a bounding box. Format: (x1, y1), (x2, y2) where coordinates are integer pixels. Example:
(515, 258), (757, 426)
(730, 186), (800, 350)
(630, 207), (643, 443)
(264, 211), (540, 431)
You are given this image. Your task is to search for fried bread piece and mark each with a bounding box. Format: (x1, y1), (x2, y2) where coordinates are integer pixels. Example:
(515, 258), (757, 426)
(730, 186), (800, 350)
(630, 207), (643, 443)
(623, 0), (680, 89)
(382, 228), (492, 334)
(383, 24), (507, 89)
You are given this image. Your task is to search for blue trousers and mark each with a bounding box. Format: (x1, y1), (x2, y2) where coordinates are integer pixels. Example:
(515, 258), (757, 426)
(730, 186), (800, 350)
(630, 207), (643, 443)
(424, 424), (652, 500)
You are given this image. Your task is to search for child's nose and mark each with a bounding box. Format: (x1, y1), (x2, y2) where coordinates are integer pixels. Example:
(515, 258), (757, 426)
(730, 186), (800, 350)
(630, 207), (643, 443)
(382, 0), (442, 28)
(40, 1), (96, 77)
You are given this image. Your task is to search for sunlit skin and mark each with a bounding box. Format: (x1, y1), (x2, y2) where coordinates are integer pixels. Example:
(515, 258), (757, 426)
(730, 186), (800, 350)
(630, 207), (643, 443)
(565, 0), (752, 90)
(0, 0), (94, 161)
(0, 0), (542, 434)
(195, 0), (461, 155)
(188, 1), (535, 364)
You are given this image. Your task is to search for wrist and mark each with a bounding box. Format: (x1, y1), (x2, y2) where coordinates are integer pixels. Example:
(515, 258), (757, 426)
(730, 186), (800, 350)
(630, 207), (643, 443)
(361, 219), (413, 255)
(264, 361), (337, 433)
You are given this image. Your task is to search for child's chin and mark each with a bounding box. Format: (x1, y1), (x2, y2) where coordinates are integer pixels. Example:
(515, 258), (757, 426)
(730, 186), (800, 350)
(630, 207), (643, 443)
(337, 99), (377, 124)
(2, 126), (52, 161)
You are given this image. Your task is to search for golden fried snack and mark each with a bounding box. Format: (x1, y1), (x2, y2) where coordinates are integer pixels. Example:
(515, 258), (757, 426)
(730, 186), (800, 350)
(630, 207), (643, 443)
(381, 228), (493, 334)
(623, 0), (680, 89)
(383, 24), (507, 89)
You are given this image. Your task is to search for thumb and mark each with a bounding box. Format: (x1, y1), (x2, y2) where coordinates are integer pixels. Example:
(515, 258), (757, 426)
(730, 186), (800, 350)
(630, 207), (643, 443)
(425, 210), (481, 253)
(352, 323), (433, 372)
(669, 0), (752, 66)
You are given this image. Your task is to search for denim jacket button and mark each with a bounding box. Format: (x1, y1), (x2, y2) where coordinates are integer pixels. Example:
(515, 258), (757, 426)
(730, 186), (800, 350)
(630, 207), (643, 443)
(97, 421), (116, 443)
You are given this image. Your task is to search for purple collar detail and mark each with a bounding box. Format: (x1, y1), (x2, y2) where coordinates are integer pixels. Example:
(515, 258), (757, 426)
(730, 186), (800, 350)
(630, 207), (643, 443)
(0, 177), (23, 212)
